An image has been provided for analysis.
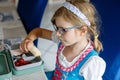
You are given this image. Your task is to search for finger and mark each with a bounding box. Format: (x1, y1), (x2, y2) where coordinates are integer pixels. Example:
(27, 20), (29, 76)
(20, 41), (28, 53)
(19, 42), (26, 53)
(25, 40), (30, 52)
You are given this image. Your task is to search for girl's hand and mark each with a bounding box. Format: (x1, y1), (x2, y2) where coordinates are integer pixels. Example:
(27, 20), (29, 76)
(20, 38), (34, 53)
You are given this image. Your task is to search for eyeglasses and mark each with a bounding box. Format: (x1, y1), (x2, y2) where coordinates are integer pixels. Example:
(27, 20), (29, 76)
(53, 25), (80, 35)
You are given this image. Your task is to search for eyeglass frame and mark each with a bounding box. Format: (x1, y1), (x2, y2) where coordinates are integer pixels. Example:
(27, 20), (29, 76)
(53, 25), (81, 35)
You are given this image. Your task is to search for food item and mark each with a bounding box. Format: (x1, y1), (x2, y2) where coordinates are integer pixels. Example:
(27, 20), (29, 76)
(28, 45), (41, 57)
(18, 58), (25, 64)
(15, 58), (31, 66)
(15, 61), (21, 66)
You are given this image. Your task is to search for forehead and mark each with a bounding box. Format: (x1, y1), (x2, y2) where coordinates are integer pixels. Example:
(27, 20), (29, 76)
(55, 17), (73, 28)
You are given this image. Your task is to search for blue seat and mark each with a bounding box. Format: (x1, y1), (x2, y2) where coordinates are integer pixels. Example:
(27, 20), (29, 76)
(91, 0), (120, 80)
(17, 0), (48, 46)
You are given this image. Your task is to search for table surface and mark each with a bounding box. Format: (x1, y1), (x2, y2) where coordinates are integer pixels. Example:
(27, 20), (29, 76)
(13, 70), (47, 80)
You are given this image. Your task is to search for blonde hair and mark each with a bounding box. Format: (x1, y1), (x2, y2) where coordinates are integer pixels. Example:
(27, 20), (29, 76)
(51, 0), (103, 53)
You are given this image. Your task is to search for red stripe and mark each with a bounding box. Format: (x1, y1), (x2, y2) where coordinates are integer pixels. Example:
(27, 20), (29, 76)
(56, 43), (93, 72)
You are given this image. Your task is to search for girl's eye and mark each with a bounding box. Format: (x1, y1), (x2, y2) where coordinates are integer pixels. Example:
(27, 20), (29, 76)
(61, 28), (66, 32)
(59, 28), (66, 32)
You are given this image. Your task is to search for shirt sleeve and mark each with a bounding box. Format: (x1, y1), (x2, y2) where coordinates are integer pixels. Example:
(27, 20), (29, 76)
(79, 56), (106, 80)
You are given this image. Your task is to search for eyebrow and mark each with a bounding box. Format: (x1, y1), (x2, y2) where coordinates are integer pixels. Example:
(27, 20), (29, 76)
(55, 25), (65, 28)
(63, 26), (80, 30)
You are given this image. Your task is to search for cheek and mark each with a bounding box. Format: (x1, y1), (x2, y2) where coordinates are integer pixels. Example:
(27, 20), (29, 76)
(62, 32), (78, 45)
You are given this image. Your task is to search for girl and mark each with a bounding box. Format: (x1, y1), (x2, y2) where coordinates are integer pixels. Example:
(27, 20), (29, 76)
(20, 0), (106, 80)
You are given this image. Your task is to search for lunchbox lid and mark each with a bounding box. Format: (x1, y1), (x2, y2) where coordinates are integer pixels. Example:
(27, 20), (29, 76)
(0, 54), (10, 74)
(0, 53), (12, 79)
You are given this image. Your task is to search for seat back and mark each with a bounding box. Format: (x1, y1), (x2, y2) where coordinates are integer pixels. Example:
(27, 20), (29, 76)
(91, 0), (120, 80)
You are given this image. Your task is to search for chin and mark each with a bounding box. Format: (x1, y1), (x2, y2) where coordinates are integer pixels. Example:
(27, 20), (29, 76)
(61, 42), (70, 46)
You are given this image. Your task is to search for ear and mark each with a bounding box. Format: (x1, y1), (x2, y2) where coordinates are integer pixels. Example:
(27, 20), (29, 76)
(80, 26), (88, 36)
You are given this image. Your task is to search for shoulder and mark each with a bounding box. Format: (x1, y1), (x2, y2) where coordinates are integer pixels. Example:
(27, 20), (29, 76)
(80, 56), (106, 80)
(82, 56), (106, 68)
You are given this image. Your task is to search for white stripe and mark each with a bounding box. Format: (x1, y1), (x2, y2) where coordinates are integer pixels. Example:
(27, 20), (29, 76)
(63, 2), (91, 26)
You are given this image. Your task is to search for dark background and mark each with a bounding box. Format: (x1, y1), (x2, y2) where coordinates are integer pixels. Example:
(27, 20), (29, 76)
(91, 0), (120, 80)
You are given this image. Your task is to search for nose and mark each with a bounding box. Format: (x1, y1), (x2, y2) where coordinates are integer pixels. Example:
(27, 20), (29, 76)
(56, 31), (62, 37)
